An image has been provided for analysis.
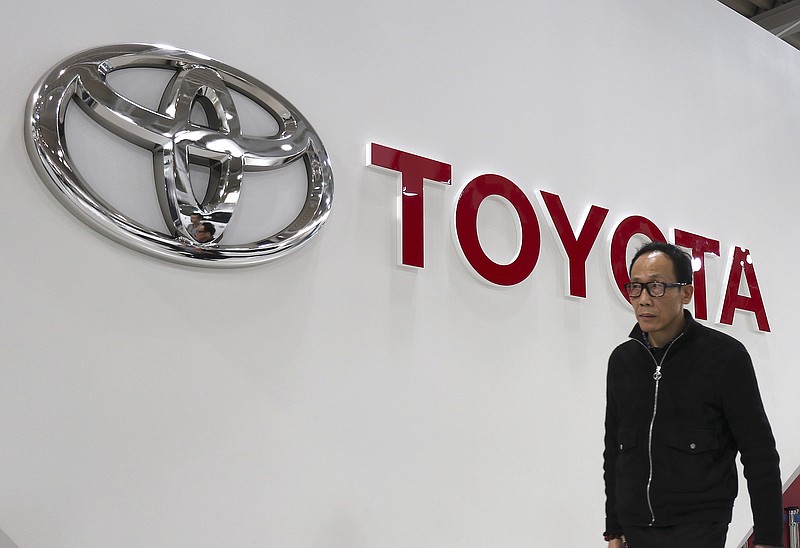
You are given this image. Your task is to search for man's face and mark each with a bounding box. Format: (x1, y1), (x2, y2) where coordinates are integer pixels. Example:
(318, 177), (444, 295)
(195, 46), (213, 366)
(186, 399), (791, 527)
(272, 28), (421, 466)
(195, 226), (213, 243)
(629, 251), (693, 346)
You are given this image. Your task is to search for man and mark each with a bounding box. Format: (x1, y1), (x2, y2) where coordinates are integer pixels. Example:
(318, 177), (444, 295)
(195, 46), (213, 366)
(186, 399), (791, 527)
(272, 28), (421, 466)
(603, 242), (783, 548)
(187, 213), (203, 239)
(194, 222), (216, 244)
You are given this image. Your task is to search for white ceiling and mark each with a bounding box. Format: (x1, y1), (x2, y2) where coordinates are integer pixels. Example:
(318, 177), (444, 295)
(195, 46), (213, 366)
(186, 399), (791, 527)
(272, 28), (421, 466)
(719, 0), (800, 48)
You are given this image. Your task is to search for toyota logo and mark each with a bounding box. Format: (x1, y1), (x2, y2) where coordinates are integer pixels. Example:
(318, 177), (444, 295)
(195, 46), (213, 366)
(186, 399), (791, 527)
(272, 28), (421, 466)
(25, 44), (333, 267)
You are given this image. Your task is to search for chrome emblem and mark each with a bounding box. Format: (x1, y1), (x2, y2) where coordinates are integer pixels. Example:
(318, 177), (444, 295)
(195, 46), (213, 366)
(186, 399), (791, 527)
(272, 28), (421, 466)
(25, 44), (333, 267)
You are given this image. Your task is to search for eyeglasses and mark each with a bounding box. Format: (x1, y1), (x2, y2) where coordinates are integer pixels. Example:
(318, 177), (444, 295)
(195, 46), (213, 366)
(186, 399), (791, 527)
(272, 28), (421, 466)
(624, 281), (688, 298)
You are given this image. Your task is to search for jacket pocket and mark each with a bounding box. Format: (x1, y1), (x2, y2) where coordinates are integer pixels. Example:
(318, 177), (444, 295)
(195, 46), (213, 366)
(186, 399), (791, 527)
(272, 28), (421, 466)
(616, 429), (637, 453)
(614, 429), (640, 480)
(661, 427), (720, 491)
(664, 427), (719, 453)
(614, 429), (650, 514)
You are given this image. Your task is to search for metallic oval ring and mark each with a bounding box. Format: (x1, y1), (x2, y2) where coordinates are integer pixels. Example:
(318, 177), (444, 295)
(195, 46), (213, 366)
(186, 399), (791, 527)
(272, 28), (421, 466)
(25, 43), (333, 267)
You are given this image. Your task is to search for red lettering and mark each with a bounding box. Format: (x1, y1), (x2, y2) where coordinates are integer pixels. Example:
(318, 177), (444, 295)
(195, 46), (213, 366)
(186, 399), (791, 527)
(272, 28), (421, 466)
(609, 216), (667, 299)
(539, 191), (608, 298)
(673, 229), (720, 321)
(719, 247), (770, 332)
(368, 143), (451, 267)
(455, 174), (540, 286)
(365, 148), (771, 333)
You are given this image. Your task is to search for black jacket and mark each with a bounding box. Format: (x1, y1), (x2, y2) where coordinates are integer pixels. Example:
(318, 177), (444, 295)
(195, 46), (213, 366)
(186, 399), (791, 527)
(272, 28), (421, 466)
(603, 311), (783, 546)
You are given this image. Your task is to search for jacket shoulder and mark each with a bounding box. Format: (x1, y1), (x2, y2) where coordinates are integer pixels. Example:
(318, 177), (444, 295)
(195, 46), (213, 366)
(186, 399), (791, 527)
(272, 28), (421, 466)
(687, 321), (748, 354)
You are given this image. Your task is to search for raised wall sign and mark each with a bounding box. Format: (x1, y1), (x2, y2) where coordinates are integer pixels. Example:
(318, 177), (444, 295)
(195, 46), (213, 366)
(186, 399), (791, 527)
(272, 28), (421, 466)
(368, 142), (770, 333)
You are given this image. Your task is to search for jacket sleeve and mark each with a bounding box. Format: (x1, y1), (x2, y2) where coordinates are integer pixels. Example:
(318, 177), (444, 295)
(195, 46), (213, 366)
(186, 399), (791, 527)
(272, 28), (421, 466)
(603, 355), (623, 537)
(722, 346), (783, 547)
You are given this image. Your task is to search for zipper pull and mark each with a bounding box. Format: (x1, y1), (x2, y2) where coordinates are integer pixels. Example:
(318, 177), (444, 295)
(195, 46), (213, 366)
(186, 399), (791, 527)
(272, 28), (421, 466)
(653, 365), (662, 381)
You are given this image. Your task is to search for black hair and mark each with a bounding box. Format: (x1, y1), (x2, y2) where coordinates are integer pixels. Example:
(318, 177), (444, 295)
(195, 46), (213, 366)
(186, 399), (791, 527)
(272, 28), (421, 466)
(629, 242), (693, 284)
(199, 222), (216, 237)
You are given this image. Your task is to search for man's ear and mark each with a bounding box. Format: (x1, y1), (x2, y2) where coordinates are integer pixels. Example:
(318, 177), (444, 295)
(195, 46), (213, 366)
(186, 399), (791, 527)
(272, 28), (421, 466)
(681, 284), (694, 305)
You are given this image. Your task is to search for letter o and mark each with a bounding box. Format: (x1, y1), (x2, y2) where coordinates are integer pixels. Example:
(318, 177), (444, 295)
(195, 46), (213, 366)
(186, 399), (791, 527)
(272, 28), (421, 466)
(454, 174), (540, 286)
(609, 215), (667, 298)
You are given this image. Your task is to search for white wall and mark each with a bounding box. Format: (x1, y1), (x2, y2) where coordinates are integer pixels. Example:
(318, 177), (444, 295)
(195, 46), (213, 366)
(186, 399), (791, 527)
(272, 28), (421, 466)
(2, 1), (799, 546)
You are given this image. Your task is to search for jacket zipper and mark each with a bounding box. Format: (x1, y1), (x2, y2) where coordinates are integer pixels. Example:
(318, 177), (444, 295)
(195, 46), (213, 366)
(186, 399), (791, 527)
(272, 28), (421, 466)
(634, 332), (684, 526)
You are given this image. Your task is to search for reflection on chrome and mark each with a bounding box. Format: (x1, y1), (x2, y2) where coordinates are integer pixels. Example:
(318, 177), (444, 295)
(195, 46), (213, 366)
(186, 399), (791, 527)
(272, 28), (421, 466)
(25, 44), (333, 267)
